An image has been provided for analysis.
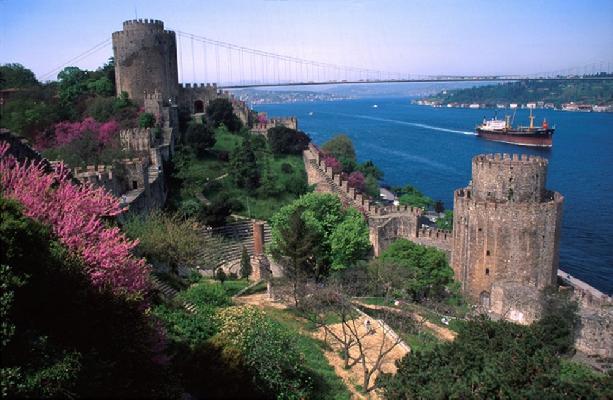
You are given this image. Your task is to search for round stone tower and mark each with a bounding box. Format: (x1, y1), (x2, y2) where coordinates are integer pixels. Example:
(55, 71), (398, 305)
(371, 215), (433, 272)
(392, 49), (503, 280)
(112, 19), (178, 106)
(451, 154), (564, 323)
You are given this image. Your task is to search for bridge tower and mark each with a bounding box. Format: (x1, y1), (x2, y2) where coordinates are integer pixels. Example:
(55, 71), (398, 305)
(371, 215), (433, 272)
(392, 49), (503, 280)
(112, 19), (179, 106)
(451, 154), (564, 323)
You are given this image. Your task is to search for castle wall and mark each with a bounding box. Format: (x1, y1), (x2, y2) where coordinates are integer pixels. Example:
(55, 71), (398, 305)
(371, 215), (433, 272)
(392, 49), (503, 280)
(304, 142), (451, 256)
(112, 19), (179, 105)
(451, 154), (564, 307)
(575, 307), (613, 358)
(120, 127), (154, 154)
(73, 165), (126, 196)
(250, 114), (298, 136)
(177, 84), (252, 126)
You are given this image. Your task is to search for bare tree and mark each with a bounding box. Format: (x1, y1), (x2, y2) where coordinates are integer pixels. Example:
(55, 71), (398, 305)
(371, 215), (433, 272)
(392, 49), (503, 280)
(299, 284), (413, 392)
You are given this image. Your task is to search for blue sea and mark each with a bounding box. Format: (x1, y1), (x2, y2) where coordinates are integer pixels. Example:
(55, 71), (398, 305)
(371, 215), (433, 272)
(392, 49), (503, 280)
(258, 97), (613, 295)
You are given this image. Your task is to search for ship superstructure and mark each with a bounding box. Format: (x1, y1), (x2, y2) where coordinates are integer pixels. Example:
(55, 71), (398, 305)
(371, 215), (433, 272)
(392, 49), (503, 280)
(476, 110), (554, 147)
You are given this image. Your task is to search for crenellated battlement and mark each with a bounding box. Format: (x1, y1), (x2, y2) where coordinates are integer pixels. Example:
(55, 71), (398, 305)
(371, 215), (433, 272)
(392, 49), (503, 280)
(473, 153), (548, 168)
(179, 82), (218, 90)
(122, 19), (164, 29)
(143, 90), (163, 101)
(471, 153), (549, 203)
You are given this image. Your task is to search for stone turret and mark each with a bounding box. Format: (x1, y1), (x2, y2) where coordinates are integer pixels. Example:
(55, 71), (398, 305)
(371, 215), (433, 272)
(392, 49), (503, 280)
(112, 19), (179, 106)
(451, 153), (564, 324)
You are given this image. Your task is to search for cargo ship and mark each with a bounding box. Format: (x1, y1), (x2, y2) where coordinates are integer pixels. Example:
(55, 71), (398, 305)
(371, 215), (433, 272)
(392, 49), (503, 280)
(476, 110), (554, 147)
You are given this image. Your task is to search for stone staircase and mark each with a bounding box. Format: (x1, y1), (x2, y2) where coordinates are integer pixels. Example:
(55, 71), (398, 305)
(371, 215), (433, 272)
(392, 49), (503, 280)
(149, 274), (197, 313)
(198, 220), (272, 270)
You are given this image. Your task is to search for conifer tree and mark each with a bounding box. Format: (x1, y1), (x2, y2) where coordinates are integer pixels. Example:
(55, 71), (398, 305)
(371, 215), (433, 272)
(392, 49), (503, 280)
(240, 245), (253, 279)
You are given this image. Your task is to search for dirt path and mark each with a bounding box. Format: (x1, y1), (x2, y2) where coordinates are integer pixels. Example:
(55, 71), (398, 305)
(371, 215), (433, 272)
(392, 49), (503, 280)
(354, 301), (457, 342)
(233, 293), (408, 399)
(314, 315), (409, 400)
(233, 292), (287, 309)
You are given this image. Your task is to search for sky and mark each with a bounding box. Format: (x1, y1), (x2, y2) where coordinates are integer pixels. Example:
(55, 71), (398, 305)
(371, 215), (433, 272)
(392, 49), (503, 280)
(1, 0), (612, 84)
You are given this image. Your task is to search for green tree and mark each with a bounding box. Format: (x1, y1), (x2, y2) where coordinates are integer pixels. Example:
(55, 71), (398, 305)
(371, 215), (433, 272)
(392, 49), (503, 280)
(138, 112), (156, 128)
(436, 210), (453, 231)
(358, 159), (384, 180)
(379, 239), (454, 301)
(0, 63), (39, 89)
(258, 161), (282, 198)
(57, 66), (88, 105)
(322, 134), (357, 173)
(198, 193), (236, 227)
(123, 211), (210, 274)
(396, 184), (433, 209)
(329, 208), (371, 270)
(205, 98), (242, 132)
(363, 174), (380, 199)
(215, 268), (227, 284)
(275, 207), (318, 305)
(270, 193), (370, 277)
(240, 246), (253, 279)
(185, 121), (216, 157)
(229, 136), (260, 192)
(378, 316), (612, 399)
(214, 307), (313, 399)
(267, 126), (310, 155)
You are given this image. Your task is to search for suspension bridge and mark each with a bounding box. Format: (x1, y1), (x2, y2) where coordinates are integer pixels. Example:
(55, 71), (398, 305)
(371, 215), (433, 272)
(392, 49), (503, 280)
(39, 28), (613, 88)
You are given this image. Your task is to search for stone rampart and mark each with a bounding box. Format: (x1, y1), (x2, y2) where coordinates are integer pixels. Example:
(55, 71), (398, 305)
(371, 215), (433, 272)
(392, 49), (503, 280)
(73, 164), (124, 196)
(178, 83), (252, 126)
(304, 142), (451, 256)
(250, 115), (298, 136)
(303, 143), (384, 216)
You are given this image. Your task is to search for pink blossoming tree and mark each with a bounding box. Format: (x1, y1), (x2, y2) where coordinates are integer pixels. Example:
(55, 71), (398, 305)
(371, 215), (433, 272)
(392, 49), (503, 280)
(347, 171), (365, 192)
(0, 141), (149, 299)
(323, 155), (342, 174)
(43, 117), (120, 149)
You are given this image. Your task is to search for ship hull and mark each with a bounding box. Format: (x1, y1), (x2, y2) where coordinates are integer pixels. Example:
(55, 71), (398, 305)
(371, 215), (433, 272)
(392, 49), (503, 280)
(476, 128), (553, 147)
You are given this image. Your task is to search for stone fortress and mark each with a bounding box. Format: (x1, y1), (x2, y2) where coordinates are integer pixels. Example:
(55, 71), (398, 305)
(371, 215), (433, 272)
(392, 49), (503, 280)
(304, 142), (611, 360)
(72, 18), (612, 360)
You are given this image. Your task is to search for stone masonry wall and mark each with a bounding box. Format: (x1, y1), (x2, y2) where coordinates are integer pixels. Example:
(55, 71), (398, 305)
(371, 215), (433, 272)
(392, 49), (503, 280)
(304, 142), (452, 256)
(451, 154), (564, 308)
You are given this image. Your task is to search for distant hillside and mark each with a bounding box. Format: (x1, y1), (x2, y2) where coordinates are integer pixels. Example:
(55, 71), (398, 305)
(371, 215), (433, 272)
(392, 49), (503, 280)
(423, 75), (613, 106)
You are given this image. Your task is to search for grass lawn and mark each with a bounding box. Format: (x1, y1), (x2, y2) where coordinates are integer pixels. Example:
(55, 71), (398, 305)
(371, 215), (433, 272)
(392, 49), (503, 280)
(264, 307), (352, 400)
(357, 296), (467, 333)
(219, 279), (251, 296)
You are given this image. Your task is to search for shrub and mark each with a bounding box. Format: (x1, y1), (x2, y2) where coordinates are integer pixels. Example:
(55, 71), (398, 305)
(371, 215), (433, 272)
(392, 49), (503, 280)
(267, 126), (310, 155)
(214, 307), (313, 399)
(123, 211), (207, 274)
(281, 162), (294, 174)
(177, 281), (231, 309)
(153, 304), (218, 348)
(138, 112), (156, 128)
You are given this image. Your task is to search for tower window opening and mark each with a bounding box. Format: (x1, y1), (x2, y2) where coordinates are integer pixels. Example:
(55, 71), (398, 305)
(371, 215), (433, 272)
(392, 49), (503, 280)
(485, 268), (490, 275)
(194, 100), (204, 113)
(486, 250), (490, 256)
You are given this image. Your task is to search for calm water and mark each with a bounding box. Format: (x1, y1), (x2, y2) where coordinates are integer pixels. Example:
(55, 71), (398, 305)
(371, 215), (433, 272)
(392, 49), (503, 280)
(258, 98), (613, 294)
